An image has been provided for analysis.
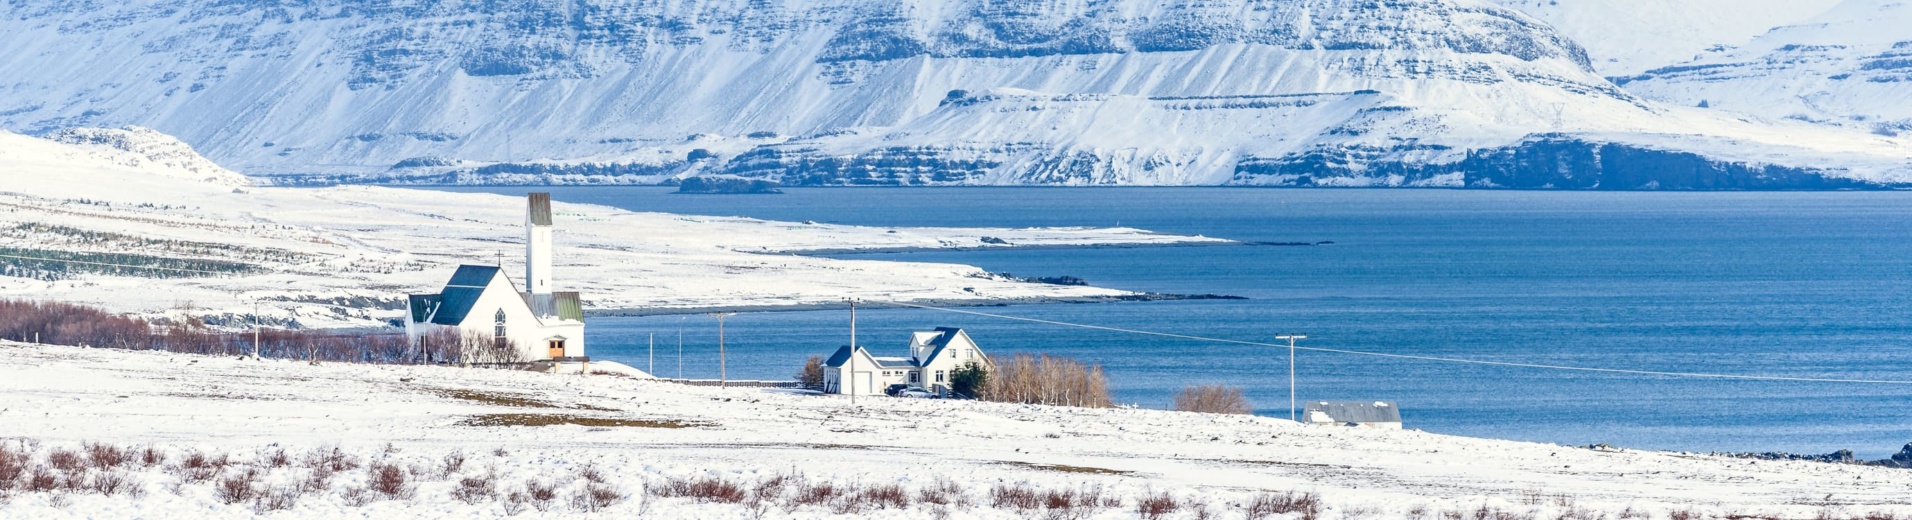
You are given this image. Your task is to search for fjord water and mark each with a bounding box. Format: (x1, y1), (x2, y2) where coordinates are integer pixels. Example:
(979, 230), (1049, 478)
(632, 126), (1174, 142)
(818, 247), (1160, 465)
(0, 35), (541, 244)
(444, 187), (1912, 457)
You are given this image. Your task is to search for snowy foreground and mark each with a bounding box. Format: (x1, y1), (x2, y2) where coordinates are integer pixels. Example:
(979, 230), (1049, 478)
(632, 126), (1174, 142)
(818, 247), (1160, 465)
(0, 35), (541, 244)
(0, 128), (1226, 328)
(3, 343), (1909, 519)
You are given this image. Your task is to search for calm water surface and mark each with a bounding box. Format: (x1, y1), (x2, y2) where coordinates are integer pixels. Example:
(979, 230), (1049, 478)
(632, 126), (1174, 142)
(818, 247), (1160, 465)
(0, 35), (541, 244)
(434, 186), (1912, 457)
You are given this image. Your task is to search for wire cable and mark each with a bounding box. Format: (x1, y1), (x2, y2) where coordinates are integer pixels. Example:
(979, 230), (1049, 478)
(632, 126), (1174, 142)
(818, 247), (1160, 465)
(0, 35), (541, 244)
(877, 300), (1912, 385)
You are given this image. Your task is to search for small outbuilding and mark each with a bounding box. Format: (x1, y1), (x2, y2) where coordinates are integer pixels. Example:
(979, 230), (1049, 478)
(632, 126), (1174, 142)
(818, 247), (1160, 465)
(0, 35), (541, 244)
(1304, 401), (1402, 429)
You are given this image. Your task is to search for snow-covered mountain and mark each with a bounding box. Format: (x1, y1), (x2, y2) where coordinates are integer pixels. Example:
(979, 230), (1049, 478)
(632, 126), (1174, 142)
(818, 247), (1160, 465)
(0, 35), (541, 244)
(1493, 0), (1843, 76)
(1, 0), (1908, 188)
(1615, 0), (1912, 138)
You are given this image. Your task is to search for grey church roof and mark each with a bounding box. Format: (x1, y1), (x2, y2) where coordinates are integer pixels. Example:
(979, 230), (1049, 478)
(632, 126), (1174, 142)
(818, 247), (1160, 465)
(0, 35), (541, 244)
(523, 291), (586, 321)
(528, 193), (553, 226)
(430, 265), (503, 325)
(1305, 401), (1402, 423)
(408, 294), (441, 323)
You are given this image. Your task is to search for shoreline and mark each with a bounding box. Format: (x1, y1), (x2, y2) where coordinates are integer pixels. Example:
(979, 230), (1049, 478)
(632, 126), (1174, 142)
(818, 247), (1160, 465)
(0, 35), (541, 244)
(583, 292), (1248, 318)
(783, 239), (1330, 256)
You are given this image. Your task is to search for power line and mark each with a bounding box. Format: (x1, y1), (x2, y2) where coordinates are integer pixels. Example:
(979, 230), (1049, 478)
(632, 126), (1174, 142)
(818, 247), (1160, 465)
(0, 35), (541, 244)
(0, 253), (245, 276)
(877, 300), (1912, 385)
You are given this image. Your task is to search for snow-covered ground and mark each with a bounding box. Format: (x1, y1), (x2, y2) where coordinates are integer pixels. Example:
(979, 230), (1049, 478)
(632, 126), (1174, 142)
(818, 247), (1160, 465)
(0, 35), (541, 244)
(2, 341), (1909, 519)
(0, 128), (1228, 328)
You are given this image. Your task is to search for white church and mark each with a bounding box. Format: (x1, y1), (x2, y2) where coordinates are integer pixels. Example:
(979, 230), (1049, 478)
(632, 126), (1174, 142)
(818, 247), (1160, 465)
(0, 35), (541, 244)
(405, 193), (588, 372)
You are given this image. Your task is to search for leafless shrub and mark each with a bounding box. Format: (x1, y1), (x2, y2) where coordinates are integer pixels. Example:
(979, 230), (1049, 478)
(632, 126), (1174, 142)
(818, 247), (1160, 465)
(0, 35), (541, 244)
(1557, 506), (1602, 520)
(45, 493), (70, 508)
(1174, 384), (1253, 414)
(216, 474), (258, 505)
(0, 444), (24, 488)
(654, 475), (746, 503)
(991, 483), (1041, 511)
(578, 465), (606, 484)
(137, 446), (165, 467)
(916, 477), (963, 506)
(1617, 506), (1649, 519)
(260, 447), (290, 468)
(1472, 504), (1537, 520)
(572, 483), (625, 512)
(751, 472), (792, 504)
(85, 442), (127, 469)
(1136, 490), (1180, 520)
(304, 446), (357, 473)
(502, 491), (529, 515)
(47, 448), (84, 473)
(1408, 505), (1430, 520)
(1245, 491), (1322, 520)
(302, 466), (334, 493)
(859, 483), (909, 510)
(792, 479), (842, 506)
(341, 486), (373, 507)
(1865, 513), (1902, 520)
(453, 474), (497, 504)
(254, 486), (299, 513)
(1724, 512), (1779, 520)
(89, 470), (134, 496)
(1191, 501), (1216, 520)
(173, 451), (223, 483)
(978, 353), (1113, 408)
(493, 447), (509, 458)
(57, 470), (87, 492)
(525, 480), (558, 511)
(24, 465), (57, 492)
(439, 451), (466, 478)
(369, 463), (412, 499)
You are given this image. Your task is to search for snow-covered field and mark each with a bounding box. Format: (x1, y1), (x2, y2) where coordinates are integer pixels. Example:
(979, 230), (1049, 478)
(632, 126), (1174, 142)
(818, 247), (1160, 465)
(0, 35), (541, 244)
(2, 341), (1909, 519)
(0, 128), (1227, 328)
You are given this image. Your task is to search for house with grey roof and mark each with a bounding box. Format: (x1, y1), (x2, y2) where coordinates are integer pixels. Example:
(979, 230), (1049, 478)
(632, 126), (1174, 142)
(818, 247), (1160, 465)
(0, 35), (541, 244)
(823, 327), (989, 397)
(1304, 401), (1403, 429)
(404, 193), (588, 372)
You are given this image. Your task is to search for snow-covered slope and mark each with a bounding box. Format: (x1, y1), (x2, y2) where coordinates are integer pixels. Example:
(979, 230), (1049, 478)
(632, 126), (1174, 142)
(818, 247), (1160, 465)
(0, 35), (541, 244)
(0, 129), (1223, 328)
(1, 0), (1909, 188)
(7, 342), (1912, 518)
(1493, 0), (1843, 76)
(1615, 0), (1912, 138)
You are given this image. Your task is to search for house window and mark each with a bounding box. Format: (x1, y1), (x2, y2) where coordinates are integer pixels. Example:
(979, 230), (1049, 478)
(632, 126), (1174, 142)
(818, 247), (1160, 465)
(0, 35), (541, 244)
(909, 372), (919, 383)
(936, 371), (946, 383)
(493, 310), (508, 349)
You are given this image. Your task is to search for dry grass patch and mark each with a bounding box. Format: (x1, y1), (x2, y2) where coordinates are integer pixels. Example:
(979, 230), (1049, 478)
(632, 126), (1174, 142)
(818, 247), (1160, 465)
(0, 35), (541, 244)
(997, 461), (1131, 475)
(459, 413), (708, 428)
(436, 388), (560, 408)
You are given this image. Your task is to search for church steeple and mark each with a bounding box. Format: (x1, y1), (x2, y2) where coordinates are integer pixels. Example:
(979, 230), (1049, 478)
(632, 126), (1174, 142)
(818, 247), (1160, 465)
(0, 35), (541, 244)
(526, 193), (553, 296)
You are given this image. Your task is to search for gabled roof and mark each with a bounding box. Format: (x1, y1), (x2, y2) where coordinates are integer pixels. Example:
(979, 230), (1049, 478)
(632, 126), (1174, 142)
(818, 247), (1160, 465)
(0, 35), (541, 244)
(445, 265), (501, 288)
(918, 327), (980, 366)
(824, 345), (857, 367)
(408, 294), (441, 323)
(430, 286), (490, 325)
(1305, 401), (1402, 423)
(553, 292), (583, 321)
(869, 356), (916, 369)
(528, 193), (553, 226)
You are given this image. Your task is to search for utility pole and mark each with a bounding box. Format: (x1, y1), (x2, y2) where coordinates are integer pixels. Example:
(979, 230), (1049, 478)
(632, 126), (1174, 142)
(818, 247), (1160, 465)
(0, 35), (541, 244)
(848, 299), (859, 404)
(676, 317), (684, 380)
(709, 313), (737, 388)
(252, 300), (261, 359)
(648, 332), (655, 376)
(1276, 334), (1307, 422)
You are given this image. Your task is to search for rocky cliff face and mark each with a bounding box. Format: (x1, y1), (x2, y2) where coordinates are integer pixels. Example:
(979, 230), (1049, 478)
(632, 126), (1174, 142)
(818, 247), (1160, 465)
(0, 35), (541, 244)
(0, 0), (1907, 188)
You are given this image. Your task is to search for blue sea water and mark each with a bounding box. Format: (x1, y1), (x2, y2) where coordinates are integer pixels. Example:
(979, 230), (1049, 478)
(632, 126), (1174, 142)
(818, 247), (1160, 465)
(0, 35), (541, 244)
(433, 186), (1912, 458)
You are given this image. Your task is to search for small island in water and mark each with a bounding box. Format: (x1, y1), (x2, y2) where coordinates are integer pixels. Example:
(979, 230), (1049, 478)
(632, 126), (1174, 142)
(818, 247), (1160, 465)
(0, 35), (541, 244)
(675, 176), (784, 194)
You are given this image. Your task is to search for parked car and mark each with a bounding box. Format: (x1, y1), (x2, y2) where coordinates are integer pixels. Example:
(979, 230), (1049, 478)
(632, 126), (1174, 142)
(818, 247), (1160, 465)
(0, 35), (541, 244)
(898, 388), (936, 399)
(883, 384), (910, 397)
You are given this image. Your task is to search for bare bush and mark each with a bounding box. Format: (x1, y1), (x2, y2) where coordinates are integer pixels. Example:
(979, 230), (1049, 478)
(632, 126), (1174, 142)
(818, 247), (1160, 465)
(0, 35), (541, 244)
(216, 475), (258, 505)
(654, 475), (746, 503)
(572, 483), (625, 512)
(1245, 491), (1321, 520)
(1174, 384), (1253, 415)
(137, 446), (165, 467)
(525, 480), (558, 511)
(578, 465), (606, 484)
(991, 483), (1041, 511)
(47, 448), (84, 473)
(304, 446), (357, 473)
(453, 474), (497, 504)
(916, 477), (964, 506)
(341, 486), (373, 507)
(302, 467), (333, 493)
(369, 463), (412, 499)
(89, 470), (134, 496)
(796, 355), (825, 391)
(24, 465), (57, 492)
(502, 491), (529, 515)
(254, 486), (299, 513)
(793, 480), (842, 506)
(978, 354), (1112, 408)
(0, 443), (24, 488)
(1137, 490), (1180, 520)
(858, 483), (909, 510)
(438, 451), (466, 478)
(174, 451), (224, 483)
(85, 442), (127, 469)
(260, 447), (290, 468)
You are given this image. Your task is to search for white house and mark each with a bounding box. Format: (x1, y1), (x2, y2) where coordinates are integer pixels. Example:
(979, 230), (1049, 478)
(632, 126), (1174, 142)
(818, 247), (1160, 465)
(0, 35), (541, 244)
(1304, 401), (1403, 429)
(405, 193), (588, 372)
(823, 327), (989, 397)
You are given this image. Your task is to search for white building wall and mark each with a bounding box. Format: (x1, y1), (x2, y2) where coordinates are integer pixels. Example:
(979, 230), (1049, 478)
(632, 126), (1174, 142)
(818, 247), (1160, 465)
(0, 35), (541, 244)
(526, 223), (553, 295)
